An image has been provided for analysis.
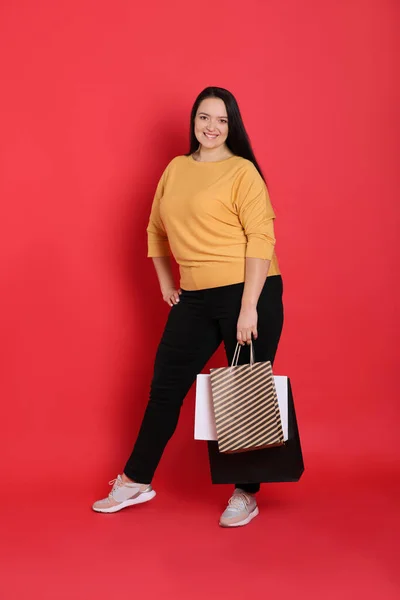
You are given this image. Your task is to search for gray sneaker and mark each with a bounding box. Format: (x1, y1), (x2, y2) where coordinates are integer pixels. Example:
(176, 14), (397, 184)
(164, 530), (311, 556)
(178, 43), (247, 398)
(219, 489), (259, 527)
(92, 475), (156, 514)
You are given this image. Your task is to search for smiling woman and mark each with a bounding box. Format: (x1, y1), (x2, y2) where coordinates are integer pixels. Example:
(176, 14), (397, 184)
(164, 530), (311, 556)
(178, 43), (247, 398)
(192, 98), (231, 159)
(92, 86), (284, 528)
(187, 87), (266, 179)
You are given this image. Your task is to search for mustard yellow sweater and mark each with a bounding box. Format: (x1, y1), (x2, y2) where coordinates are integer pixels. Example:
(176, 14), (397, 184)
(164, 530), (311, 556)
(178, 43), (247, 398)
(147, 155), (280, 291)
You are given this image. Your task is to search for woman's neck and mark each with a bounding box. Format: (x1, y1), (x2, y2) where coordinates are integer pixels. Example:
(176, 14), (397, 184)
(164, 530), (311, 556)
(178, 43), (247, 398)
(193, 145), (234, 163)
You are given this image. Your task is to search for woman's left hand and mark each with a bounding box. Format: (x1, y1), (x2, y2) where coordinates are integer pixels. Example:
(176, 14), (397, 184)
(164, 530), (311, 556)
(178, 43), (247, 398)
(237, 306), (258, 345)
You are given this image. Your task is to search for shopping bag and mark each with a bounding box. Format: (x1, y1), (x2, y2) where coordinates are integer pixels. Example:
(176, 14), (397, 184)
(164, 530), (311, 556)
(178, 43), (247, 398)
(194, 374), (218, 441)
(207, 378), (304, 484)
(195, 374), (289, 442)
(209, 343), (284, 453)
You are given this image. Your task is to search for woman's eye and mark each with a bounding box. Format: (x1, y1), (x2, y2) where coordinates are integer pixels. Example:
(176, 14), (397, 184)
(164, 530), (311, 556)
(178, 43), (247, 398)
(199, 115), (207, 120)
(220, 119), (227, 124)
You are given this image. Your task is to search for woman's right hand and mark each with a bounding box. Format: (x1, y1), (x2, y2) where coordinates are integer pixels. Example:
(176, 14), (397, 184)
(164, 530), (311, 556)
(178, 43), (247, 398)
(162, 287), (182, 307)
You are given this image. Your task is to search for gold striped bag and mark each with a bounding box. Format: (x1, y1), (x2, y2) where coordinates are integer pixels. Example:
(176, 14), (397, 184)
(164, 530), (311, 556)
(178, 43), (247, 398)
(209, 343), (284, 453)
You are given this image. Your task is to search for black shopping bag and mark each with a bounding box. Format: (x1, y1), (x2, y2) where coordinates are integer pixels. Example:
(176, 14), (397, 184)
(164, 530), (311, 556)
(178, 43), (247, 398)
(207, 378), (304, 484)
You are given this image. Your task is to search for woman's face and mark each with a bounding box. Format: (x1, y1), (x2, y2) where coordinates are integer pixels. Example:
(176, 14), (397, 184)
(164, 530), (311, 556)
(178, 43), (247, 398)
(194, 97), (229, 150)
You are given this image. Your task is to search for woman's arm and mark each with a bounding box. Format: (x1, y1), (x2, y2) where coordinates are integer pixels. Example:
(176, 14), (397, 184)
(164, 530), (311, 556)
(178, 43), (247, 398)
(237, 257), (271, 345)
(152, 256), (181, 307)
(234, 165), (276, 345)
(147, 164), (180, 307)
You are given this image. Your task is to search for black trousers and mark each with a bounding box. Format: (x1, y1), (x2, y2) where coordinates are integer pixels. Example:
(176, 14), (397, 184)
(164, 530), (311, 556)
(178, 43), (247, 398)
(124, 275), (284, 494)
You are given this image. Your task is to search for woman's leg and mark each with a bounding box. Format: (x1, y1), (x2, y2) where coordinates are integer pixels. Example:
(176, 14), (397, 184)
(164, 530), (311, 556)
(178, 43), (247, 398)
(124, 290), (222, 484)
(215, 276), (284, 494)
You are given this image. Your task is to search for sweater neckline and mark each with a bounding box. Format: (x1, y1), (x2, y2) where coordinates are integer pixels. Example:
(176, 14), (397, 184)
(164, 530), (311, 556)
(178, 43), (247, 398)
(189, 154), (238, 165)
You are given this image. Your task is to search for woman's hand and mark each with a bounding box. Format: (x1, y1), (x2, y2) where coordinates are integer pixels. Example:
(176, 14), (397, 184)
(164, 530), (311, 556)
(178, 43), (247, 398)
(162, 287), (182, 307)
(237, 305), (258, 345)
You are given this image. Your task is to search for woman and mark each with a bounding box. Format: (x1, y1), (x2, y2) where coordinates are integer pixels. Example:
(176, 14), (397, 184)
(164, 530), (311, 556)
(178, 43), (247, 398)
(93, 87), (284, 528)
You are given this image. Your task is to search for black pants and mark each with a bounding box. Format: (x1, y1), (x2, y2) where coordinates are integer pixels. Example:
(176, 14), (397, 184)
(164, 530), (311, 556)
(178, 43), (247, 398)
(124, 275), (284, 494)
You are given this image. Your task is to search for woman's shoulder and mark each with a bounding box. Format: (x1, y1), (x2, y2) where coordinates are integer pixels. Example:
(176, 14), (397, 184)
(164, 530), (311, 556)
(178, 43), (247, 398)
(165, 154), (190, 169)
(231, 157), (264, 186)
(159, 155), (189, 179)
(233, 156), (259, 173)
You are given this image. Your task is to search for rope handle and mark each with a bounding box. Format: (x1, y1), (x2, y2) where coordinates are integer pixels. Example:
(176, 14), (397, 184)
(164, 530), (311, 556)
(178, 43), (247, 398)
(230, 341), (255, 370)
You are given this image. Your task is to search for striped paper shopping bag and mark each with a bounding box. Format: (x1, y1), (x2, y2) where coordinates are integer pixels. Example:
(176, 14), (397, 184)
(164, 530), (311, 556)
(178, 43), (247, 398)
(209, 343), (284, 453)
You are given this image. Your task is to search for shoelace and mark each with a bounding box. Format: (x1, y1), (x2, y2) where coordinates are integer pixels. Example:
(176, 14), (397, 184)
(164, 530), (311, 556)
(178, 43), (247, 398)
(108, 477), (124, 499)
(228, 492), (250, 510)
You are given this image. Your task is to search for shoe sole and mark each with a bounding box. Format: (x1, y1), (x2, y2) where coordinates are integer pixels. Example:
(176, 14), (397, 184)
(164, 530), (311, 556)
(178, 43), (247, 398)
(219, 506), (259, 528)
(92, 490), (156, 514)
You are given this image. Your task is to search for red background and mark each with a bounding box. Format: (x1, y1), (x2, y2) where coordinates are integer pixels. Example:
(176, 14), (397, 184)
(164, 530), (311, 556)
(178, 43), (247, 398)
(0, 1), (399, 599)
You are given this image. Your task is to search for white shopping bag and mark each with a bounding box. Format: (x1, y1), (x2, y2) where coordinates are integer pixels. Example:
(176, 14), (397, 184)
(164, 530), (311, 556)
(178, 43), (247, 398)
(194, 374), (289, 442)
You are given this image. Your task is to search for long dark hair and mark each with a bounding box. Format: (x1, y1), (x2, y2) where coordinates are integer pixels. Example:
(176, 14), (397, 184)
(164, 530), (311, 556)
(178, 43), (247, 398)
(187, 86), (265, 181)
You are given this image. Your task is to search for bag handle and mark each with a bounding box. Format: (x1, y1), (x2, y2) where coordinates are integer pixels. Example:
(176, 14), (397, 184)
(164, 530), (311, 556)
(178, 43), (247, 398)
(230, 341), (255, 369)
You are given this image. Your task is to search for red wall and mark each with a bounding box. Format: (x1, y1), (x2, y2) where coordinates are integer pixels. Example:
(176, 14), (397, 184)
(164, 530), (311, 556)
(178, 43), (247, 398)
(0, 0), (398, 488)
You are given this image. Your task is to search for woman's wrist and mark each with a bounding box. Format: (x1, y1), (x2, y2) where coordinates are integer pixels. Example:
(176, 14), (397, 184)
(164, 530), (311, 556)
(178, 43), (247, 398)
(160, 277), (176, 292)
(241, 298), (257, 310)
(152, 257), (176, 292)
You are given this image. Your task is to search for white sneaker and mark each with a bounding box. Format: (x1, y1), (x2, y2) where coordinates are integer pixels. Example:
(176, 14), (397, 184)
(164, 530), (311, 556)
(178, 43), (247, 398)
(92, 475), (156, 514)
(219, 489), (259, 527)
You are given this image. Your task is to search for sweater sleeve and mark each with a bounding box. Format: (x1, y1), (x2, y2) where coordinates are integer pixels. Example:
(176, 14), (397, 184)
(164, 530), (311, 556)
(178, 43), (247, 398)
(146, 169), (171, 258)
(235, 164), (276, 260)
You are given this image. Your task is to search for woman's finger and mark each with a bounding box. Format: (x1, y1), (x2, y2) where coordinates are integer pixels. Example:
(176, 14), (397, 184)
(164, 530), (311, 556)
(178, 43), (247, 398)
(246, 329), (252, 344)
(173, 292), (180, 304)
(237, 330), (245, 346)
(252, 327), (258, 340)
